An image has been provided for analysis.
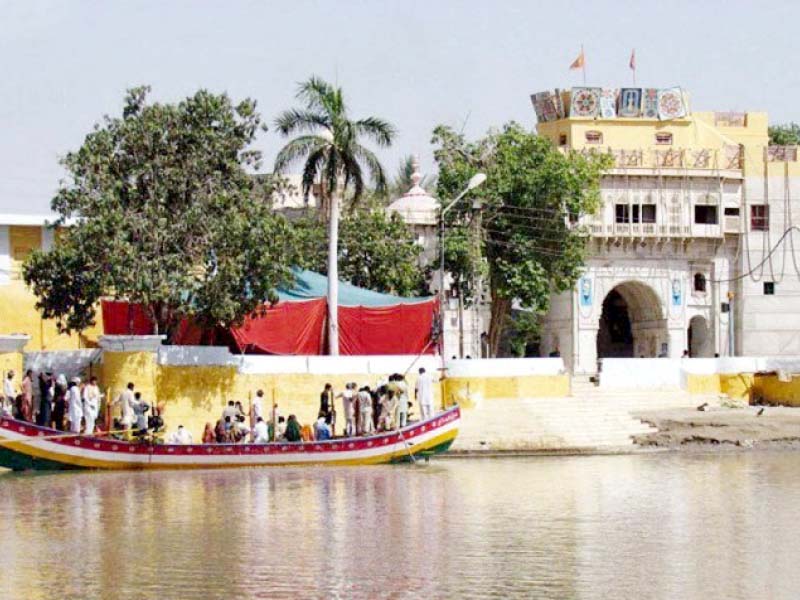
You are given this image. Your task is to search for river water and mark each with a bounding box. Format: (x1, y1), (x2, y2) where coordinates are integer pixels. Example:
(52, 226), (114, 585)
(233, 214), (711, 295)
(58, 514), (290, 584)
(1, 452), (799, 599)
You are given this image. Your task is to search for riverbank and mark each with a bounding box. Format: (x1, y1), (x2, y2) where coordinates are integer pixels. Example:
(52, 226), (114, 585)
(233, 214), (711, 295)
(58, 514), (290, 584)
(633, 406), (800, 449)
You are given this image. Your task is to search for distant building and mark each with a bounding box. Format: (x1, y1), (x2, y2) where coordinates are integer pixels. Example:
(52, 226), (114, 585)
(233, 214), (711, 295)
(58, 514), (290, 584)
(532, 86), (800, 373)
(0, 214), (101, 350)
(388, 158), (490, 358)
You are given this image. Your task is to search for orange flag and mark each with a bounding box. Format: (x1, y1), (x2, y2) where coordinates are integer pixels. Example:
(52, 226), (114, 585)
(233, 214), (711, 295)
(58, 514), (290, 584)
(569, 48), (585, 70)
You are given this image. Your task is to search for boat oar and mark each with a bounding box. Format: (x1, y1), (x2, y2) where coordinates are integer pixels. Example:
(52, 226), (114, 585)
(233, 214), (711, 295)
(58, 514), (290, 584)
(397, 428), (417, 464)
(0, 427), (136, 447)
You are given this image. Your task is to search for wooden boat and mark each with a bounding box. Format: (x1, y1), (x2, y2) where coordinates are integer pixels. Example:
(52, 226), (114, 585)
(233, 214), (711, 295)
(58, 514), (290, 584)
(0, 405), (460, 471)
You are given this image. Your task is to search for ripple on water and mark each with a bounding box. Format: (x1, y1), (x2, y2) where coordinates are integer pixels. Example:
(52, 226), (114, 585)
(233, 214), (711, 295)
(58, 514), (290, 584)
(1, 453), (800, 599)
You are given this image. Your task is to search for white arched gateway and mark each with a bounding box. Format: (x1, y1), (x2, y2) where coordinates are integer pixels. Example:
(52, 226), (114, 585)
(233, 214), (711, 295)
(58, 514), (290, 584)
(597, 281), (667, 359)
(540, 271), (694, 374)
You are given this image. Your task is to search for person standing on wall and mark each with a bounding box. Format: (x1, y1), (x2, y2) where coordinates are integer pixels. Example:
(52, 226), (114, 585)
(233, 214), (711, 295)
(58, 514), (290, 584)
(415, 368), (434, 421)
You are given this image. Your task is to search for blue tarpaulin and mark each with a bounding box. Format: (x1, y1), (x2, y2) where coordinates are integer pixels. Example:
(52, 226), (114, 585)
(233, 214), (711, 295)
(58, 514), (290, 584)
(277, 269), (433, 306)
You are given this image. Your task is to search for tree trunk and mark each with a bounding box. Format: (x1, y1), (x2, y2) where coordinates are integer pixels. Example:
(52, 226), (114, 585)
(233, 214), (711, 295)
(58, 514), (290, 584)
(327, 191), (340, 355)
(488, 291), (510, 358)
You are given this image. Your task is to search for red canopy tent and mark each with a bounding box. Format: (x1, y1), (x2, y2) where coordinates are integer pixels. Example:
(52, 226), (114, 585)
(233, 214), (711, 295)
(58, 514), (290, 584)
(100, 271), (437, 355)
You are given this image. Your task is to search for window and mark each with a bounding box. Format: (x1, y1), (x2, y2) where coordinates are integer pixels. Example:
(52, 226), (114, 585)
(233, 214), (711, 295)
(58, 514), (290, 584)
(724, 207), (740, 216)
(751, 205), (769, 231)
(585, 131), (603, 144)
(694, 205), (718, 225)
(694, 273), (707, 293)
(559, 134), (568, 146)
(641, 204), (657, 224)
(655, 132), (673, 145)
(764, 281), (775, 295)
(616, 204), (656, 224)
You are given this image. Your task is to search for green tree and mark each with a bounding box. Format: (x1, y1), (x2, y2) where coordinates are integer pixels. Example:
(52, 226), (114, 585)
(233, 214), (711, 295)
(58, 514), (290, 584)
(273, 75), (396, 353)
(768, 123), (800, 145)
(432, 122), (610, 357)
(292, 205), (426, 296)
(23, 86), (296, 341)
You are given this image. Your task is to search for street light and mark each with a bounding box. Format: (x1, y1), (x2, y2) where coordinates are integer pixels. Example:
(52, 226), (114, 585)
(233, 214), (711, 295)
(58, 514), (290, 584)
(439, 172), (487, 357)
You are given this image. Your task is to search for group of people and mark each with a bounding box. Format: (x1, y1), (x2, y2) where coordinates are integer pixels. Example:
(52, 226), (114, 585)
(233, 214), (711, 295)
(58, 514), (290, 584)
(194, 367), (437, 446)
(307, 367), (436, 442)
(1, 369), (102, 434)
(1, 365), (439, 446)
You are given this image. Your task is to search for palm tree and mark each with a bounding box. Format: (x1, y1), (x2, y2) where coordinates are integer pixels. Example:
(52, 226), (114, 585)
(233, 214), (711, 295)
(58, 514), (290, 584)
(274, 76), (396, 355)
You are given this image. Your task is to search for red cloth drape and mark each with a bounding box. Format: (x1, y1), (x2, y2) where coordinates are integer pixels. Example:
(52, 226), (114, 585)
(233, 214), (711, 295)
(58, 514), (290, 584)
(229, 298), (326, 355)
(101, 297), (435, 355)
(338, 300), (437, 355)
(101, 300), (155, 335)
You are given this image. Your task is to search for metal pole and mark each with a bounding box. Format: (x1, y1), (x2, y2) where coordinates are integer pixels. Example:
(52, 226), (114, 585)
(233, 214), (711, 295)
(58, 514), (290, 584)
(327, 191), (340, 355)
(728, 291), (735, 356)
(439, 208), (446, 357)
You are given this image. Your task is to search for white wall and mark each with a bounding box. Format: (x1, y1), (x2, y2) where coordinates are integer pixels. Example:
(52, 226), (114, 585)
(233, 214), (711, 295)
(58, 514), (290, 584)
(601, 356), (800, 389)
(24, 350), (102, 395)
(444, 357), (565, 378)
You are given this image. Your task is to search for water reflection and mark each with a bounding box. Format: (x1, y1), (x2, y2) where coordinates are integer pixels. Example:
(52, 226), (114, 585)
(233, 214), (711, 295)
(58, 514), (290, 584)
(1, 453), (799, 599)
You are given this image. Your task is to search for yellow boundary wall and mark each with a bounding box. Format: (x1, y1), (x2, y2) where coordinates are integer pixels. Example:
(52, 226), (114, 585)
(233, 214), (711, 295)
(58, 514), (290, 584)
(98, 349), (448, 438)
(443, 375), (570, 410)
(96, 349), (572, 439)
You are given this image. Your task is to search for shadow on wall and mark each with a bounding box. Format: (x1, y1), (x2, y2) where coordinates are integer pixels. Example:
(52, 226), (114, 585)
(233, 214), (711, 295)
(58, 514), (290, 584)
(720, 373), (755, 404)
(752, 374), (800, 406)
(155, 365), (240, 414)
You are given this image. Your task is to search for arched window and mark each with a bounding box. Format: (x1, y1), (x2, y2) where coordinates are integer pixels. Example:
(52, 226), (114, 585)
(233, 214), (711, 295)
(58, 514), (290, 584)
(693, 273), (707, 293)
(655, 132), (673, 145)
(585, 131), (603, 144)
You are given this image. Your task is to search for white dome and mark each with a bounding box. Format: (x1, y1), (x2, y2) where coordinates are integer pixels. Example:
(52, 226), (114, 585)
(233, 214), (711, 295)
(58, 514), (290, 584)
(387, 156), (438, 225)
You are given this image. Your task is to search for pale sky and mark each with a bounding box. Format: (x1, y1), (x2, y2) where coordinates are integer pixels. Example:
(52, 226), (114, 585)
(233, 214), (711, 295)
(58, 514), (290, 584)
(1, 0), (798, 214)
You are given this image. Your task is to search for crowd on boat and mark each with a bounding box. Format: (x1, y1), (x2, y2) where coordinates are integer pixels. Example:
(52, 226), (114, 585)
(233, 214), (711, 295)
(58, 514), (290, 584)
(0, 366), (437, 445)
(2, 369), (104, 434)
(200, 369), (436, 445)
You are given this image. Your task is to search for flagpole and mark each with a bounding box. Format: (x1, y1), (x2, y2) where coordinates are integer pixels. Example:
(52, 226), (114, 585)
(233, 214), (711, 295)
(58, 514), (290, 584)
(581, 44), (586, 85)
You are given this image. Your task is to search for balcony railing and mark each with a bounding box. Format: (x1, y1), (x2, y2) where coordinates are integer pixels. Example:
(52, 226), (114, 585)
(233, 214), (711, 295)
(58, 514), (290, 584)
(588, 222), (717, 238)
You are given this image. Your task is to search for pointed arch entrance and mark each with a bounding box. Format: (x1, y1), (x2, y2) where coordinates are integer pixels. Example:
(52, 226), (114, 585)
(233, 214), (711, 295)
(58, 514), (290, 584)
(597, 281), (667, 359)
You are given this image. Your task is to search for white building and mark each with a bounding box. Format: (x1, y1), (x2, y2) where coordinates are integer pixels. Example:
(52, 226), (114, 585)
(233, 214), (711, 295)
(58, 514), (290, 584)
(532, 87), (800, 374)
(388, 158), (490, 358)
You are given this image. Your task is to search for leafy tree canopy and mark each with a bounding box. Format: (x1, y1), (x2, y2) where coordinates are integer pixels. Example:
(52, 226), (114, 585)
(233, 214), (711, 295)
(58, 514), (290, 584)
(768, 123), (800, 146)
(24, 86), (296, 340)
(292, 202), (426, 297)
(432, 122), (610, 356)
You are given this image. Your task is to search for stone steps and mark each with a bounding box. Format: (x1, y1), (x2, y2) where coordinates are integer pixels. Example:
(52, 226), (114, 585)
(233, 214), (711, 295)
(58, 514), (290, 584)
(451, 387), (718, 452)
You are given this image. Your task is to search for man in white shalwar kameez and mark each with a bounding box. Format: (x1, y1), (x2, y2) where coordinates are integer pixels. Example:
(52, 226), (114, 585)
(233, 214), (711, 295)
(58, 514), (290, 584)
(82, 376), (101, 434)
(415, 368), (435, 421)
(114, 383), (136, 429)
(67, 378), (84, 433)
(3, 371), (16, 417)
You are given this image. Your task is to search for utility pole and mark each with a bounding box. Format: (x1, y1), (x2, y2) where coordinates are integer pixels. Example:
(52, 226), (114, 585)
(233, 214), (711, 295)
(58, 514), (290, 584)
(727, 290), (735, 356)
(327, 191), (339, 355)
